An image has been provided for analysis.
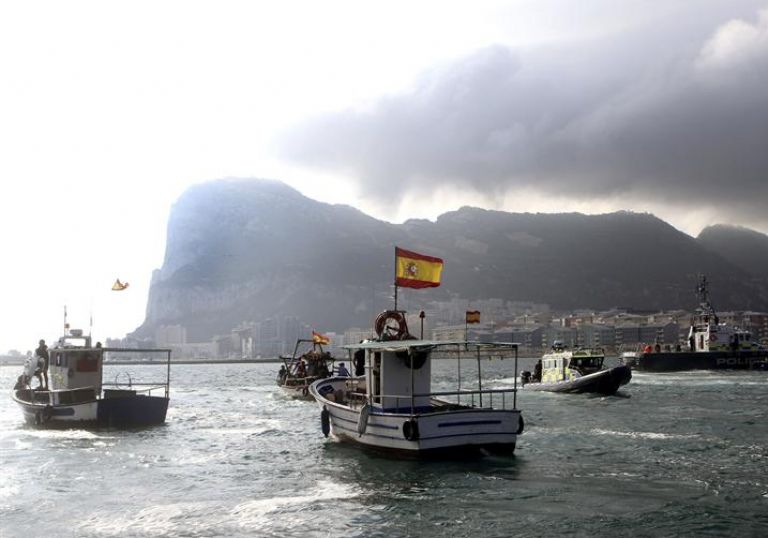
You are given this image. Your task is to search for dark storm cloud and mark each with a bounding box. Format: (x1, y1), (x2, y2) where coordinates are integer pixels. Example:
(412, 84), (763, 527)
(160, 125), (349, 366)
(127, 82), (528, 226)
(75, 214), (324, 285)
(278, 5), (768, 224)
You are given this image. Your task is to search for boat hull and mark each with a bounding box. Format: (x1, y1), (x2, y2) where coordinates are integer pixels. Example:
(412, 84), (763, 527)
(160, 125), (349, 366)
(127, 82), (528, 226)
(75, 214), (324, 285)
(623, 351), (768, 372)
(12, 391), (168, 428)
(278, 383), (314, 401)
(524, 365), (631, 395)
(310, 378), (522, 457)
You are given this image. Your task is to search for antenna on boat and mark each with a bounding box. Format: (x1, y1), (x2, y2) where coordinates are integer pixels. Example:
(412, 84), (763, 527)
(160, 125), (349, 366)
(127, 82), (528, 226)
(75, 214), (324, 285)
(63, 305), (70, 334)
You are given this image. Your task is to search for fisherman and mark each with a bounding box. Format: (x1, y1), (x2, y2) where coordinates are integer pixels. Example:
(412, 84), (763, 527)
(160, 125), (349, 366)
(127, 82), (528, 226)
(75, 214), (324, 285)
(14, 375), (28, 390)
(533, 359), (542, 382)
(353, 348), (365, 376)
(34, 339), (49, 390)
(337, 362), (350, 377)
(296, 360), (307, 378)
(278, 365), (287, 382)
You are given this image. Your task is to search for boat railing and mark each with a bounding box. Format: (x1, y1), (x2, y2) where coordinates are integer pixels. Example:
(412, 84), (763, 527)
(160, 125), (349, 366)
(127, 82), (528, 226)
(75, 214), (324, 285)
(101, 382), (168, 397)
(345, 388), (518, 413)
(102, 347), (172, 398)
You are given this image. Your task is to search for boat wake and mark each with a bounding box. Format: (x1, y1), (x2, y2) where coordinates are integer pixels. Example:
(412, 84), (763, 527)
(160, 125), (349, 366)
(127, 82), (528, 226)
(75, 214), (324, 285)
(590, 428), (699, 440)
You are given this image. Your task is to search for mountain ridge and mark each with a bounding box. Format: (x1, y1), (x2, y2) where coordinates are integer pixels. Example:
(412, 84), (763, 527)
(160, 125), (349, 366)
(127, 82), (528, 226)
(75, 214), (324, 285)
(133, 178), (768, 341)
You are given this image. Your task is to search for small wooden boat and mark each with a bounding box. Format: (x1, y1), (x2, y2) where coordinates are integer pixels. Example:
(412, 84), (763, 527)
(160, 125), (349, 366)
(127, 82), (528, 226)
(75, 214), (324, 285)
(11, 329), (171, 428)
(521, 344), (631, 395)
(309, 310), (524, 457)
(277, 339), (336, 400)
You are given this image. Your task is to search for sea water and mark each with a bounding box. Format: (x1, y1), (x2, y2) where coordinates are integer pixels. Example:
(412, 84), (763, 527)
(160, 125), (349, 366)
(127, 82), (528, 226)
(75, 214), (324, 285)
(1, 359), (767, 537)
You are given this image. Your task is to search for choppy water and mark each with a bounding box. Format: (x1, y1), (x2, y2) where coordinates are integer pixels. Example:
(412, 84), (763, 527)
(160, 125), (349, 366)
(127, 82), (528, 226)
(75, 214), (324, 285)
(2, 358), (768, 537)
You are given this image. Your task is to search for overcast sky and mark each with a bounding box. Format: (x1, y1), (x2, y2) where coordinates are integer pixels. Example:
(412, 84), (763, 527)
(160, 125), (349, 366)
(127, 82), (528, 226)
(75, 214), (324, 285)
(1, 1), (767, 351)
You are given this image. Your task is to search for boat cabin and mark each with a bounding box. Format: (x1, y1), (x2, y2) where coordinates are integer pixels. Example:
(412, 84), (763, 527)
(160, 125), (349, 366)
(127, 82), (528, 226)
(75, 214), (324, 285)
(540, 348), (605, 383)
(360, 342), (432, 412)
(49, 330), (103, 392)
(336, 339), (519, 414)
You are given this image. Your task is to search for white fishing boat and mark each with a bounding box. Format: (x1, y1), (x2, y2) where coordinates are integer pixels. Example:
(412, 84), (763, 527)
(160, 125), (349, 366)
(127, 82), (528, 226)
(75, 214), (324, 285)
(309, 310), (524, 457)
(11, 329), (171, 428)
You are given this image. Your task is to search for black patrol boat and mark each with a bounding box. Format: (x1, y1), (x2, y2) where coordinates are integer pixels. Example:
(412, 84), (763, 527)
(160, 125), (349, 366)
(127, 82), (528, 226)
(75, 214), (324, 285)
(621, 276), (768, 372)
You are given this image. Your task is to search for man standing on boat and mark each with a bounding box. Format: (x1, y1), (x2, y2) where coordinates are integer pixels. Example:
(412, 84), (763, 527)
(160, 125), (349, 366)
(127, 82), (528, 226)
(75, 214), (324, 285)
(34, 339), (49, 390)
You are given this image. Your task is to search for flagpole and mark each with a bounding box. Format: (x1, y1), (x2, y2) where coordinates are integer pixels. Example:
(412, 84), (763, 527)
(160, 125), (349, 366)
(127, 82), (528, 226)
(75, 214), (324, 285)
(393, 246), (398, 311)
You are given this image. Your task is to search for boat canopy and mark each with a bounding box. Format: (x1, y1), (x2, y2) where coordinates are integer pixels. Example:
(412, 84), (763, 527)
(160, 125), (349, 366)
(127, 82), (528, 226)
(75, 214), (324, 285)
(341, 340), (519, 353)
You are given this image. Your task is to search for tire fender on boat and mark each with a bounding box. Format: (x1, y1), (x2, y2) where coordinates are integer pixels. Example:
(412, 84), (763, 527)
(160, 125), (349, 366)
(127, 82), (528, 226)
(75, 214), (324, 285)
(320, 406), (330, 437)
(42, 405), (53, 423)
(516, 414), (525, 435)
(302, 386), (309, 397)
(357, 403), (370, 436)
(403, 419), (420, 441)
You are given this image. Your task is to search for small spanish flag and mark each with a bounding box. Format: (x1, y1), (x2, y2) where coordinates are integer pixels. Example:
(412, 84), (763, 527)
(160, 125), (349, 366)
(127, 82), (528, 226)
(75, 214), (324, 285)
(395, 247), (443, 289)
(112, 279), (129, 291)
(312, 330), (330, 345)
(466, 310), (481, 324)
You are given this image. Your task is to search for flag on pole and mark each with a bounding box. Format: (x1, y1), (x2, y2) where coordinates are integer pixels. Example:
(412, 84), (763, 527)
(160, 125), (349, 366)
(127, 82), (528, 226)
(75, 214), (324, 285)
(395, 247), (444, 289)
(312, 331), (330, 345)
(466, 310), (481, 324)
(112, 279), (129, 291)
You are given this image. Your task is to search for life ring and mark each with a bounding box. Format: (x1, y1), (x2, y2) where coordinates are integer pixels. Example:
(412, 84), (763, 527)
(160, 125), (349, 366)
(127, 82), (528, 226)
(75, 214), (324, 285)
(375, 310), (410, 340)
(403, 419), (420, 441)
(320, 407), (330, 437)
(516, 414), (525, 435)
(357, 403), (370, 436)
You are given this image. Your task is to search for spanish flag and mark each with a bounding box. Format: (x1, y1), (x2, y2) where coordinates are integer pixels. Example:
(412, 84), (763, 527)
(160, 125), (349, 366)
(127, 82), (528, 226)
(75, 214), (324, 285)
(312, 331), (330, 345)
(466, 310), (481, 324)
(395, 247), (444, 289)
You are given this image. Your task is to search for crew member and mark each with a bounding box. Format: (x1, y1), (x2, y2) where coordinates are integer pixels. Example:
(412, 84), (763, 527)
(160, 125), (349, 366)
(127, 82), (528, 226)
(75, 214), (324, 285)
(34, 339), (49, 390)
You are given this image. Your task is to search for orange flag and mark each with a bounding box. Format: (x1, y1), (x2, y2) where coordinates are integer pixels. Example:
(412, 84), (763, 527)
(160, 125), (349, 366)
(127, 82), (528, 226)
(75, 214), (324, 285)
(312, 331), (330, 345)
(112, 279), (129, 291)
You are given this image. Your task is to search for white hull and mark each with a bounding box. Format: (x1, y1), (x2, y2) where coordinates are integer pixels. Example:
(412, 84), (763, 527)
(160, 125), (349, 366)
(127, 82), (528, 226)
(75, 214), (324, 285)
(311, 377), (522, 455)
(13, 398), (98, 426)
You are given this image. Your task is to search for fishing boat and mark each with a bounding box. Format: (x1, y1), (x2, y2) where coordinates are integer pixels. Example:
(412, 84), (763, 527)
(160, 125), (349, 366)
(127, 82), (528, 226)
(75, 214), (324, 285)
(621, 276), (768, 372)
(11, 329), (171, 428)
(521, 343), (631, 395)
(309, 310), (524, 457)
(277, 338), (337, 400)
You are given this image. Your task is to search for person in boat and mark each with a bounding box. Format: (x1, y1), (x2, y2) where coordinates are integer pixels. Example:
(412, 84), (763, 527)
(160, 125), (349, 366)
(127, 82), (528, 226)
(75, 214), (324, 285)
(533, 359), (542, 382)
(34, 339), (49, 390)
(353, 348), (365, 376)
(296, 359), (307, 378)
(337, 362), (350, 377)
(278, 365), (287, 382)
(14, 374), (28, 390)
(317, 353), (331, 377)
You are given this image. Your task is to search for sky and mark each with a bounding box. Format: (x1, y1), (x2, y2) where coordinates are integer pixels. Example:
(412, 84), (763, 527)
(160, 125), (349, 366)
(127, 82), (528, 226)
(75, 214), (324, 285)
(1, 1), (767, 352)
